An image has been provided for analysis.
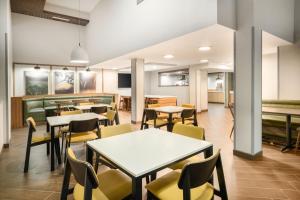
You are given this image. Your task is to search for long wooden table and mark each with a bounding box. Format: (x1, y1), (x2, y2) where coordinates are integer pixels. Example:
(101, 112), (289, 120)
(262, 107), (300, 152)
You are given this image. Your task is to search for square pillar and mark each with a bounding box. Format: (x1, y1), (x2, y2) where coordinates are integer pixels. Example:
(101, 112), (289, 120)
(234, 26), (263, 158)
(131, 59), (144, 123)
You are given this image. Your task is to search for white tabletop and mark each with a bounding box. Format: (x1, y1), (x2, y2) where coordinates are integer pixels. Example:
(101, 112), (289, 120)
(47, 113), (107, 127)
(152, 106), (191, 114)
(87, 128), (212, 177)
(262, 107), (300, 116)
(74, 103), (112, 111)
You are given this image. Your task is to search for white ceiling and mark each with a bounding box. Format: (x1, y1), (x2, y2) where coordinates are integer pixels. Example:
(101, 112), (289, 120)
(46, 0), (101, 13)
(91, 24), (290, 72)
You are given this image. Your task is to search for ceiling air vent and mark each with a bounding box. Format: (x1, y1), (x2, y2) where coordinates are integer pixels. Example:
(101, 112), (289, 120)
(137, 0), (144, 5)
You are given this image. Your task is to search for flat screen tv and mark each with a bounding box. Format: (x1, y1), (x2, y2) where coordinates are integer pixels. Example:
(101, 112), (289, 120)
(118, 73), (131, 88)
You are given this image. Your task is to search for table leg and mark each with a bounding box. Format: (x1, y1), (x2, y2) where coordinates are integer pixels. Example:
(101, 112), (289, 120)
(167, 113), (173, 132)
(50, 126), (55, 171)
(132, 177), (142, 200)
(282, 115), (293, 152)
(115, 110), (120, 125)
(86, 146), (94, 165)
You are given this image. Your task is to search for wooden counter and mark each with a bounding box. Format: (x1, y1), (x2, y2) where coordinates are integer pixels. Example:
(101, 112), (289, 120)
(208, 91), (224, 103)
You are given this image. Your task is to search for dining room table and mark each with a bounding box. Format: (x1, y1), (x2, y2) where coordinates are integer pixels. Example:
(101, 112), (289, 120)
(262, 106), (300, 152)
(46, 112), (108, 171)
(151, 106), (195, 131)
(85, 128), (213, 200)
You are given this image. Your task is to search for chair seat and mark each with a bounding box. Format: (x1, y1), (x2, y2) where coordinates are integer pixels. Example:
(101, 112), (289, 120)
(67, 131), (98, 143)
(60, 126), (69, 133)
(168, 155), (202, 170)
(32, 133), (58, 143)
(173, 118), (194, 125)
(146, 119), (168, 126)
(146, 170), (214, 200)
(157, 113), (169, 119)
(31, 133), (51, 143)
(73, 169), (132, 200)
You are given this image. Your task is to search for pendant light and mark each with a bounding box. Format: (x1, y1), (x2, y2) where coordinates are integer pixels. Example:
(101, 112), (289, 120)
(70, 0), (89, 64)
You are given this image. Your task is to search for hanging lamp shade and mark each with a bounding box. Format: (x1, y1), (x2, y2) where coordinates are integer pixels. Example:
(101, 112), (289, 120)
(70, 44), (89, 64)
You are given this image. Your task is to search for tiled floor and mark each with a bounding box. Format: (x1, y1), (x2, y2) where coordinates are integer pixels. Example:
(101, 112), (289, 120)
(0, 104), (299, 199)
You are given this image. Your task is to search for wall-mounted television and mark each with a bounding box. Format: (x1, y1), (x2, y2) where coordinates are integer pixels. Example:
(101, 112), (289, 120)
(118, 73), (131, 88)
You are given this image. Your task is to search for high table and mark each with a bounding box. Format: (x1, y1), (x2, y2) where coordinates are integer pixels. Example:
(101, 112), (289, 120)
(152, 106), (194, 131)
(262, 107), (300, 152)
(47, 113), (108, 171)
(86, 128), (213, 200)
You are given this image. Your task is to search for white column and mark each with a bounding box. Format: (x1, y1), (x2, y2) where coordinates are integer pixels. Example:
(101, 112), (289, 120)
(131, 59), (144, 123)
(234, 21), (262, 157)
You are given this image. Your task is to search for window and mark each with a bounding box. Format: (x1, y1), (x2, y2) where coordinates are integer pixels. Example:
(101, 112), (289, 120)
(158, 69), (189, 87)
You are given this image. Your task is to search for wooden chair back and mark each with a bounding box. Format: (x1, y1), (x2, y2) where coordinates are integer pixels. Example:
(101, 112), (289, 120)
(178, 150), (228, 200)
(91, 106), (107, 114)
(69, 118), (99, 133)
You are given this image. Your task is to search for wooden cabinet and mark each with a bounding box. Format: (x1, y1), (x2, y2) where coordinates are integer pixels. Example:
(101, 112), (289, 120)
(11, 97), (23, 128)
(208, 91), (225, 103)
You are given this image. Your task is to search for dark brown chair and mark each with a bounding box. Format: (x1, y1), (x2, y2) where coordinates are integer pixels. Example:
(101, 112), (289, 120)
(91, 106), (107, 115)
(229, 103), (234, 138)
(61, 148), (132, 200)
(64, 118), (100, 161)
(146, 149), (228, 200)
(24, 117), (61, 173)
(140, 109), (168, 130)
(173, 109), (198, 126)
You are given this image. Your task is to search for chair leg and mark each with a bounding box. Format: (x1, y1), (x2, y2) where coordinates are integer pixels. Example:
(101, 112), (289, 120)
(295, 131), (300, 152)
(95, 153), (100, 173)
(230, 126), (234, 138)
(61, 133), (65, 156)
(24, 145), (31, 173)
(46, 142), (50, 156)
(54, 139), (62, 164)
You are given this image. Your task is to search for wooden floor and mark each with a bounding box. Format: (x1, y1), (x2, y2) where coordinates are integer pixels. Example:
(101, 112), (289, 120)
(0, 104), (299, 200)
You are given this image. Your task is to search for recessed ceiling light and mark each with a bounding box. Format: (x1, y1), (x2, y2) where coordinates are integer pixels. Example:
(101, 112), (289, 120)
(218, 64), (230, 69)
(198, 46), (211, 51)
(52, 16), (70, 22)
(164, 54), (174, 59)
(200, 59), (209, 63)
(112, 67), (118, 70)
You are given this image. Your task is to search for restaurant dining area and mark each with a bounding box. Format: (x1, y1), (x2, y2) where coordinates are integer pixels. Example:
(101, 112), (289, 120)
(1, 0), (300, 200)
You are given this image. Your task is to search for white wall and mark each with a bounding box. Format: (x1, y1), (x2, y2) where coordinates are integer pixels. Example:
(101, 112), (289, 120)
(12, 13), (86, 65)
(0, 0), (12, 152)
(86, 0), (218, 64)
(278, 45), (300, 100)
(262, 53), (278, 99)
(103, 69), (118, 93)
(254, 0), (295, 43)
(148, 69), (190, 105)
(295, 0), (300, 42)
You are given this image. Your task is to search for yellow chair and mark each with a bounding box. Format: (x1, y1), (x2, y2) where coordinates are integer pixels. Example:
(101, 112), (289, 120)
(146, 150), (228, 200)
(61, 148), (132, 200)
(24, 117), (61, 172)
(182, 104), (195, 108)
(168, 124), (205, 170)
(95, 124), (135, 171)
(141, 109), (168, 130)
(173, 109), (198, 126)
(147, 104), (161, 108)
(101, 124), (134, 138)
(106, 110), (116, 125)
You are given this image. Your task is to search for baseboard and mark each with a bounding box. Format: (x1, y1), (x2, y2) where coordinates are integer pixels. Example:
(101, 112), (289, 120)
(233, 149), (263, 160)
(199, 109), (208, 113)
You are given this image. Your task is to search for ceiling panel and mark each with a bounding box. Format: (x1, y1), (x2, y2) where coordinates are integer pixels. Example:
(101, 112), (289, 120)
(46, 0), (101, 13)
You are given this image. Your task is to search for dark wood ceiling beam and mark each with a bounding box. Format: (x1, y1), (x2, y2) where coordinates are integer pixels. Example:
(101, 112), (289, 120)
(10, 0), (89, 26)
